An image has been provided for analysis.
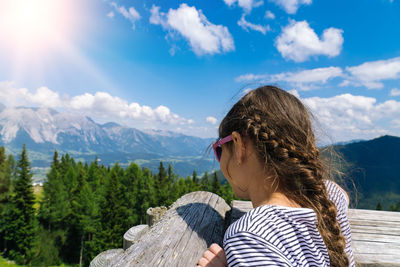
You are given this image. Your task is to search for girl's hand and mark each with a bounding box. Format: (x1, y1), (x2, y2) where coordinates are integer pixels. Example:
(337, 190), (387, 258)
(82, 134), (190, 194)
(197, 243), (228, 267)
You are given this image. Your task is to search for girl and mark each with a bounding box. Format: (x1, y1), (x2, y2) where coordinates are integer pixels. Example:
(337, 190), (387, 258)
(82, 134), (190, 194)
(198, 86), (355, 267)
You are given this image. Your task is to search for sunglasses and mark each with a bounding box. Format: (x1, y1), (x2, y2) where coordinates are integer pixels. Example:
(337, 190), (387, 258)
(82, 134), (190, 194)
(212, 135), (233, 162)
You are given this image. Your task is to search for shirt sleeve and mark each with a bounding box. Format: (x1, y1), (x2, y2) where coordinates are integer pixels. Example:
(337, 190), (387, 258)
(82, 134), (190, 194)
(325, 179), (349, 213)
(224, 231), (292, 267)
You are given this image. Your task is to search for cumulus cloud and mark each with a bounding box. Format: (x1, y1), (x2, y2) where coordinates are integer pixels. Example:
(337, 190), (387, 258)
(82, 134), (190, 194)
(271, 0), (312, 14)
(206, 116), (218, 125)
(236, 66), (343, 90)
(275, 20), (343, 62)
(0, 82), (192, 127)
(110, 2), (141, 30)
(150, 4), (234, 56)
(345, 57), (400, 89)
(223, 0), (264, 13)
(238, 14), (271, 34)
(265, 10), (275, 19)
(0, 82), (64, 108)
(302, 94), (400, 143)
(390, 88), (400, 97)
(236, 56), (400, 91)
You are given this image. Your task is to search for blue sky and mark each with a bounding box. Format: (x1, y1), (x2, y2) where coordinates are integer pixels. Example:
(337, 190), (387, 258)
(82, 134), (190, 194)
(0, 0), (399, 143)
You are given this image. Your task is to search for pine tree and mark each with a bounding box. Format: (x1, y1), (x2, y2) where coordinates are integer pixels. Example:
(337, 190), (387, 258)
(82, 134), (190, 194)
(98, 163), (127, 249)
(4, 145), (37, 264)
(156, 162), (168, 205)
(72, 166), (99, 267)
(39, 151), (69, 231)
(167, 164), (174, 184)
(212, 172), (221, 195)
(200, 171), (211, 191)
(376, 202), (383, 210)
(124, 163), (142, 226)
(0, 146), (12, 253)
(192, 170), (198, 184)
(137, 168), (157, 224)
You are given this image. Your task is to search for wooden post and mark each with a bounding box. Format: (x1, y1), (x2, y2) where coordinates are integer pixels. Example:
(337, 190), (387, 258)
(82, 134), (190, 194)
(89, 249), (124, 267)
(123, 224), (149, 250)
(146, 206), (167, 226)
(109, 191), (231, 266)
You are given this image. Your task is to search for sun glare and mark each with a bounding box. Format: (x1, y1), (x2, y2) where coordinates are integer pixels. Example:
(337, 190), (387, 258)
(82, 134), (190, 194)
(0, 0), (76, 54)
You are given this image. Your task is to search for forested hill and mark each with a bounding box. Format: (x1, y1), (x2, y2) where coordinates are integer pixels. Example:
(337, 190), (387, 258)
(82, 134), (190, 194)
(333, 135), (400, 210)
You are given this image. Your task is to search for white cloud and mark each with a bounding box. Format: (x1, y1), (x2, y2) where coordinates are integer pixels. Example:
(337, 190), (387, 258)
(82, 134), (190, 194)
(150, 4), (234, 56)
(238, 14), (270, 34)
(236, 57), (400, 91)
(107, 11), (115, 18)
(271, 0), (312, 14)
(390, 88), (400, 97)
(275, 20), (343, 62)
(302, 94), (400, 143)
(287, 89), (300, 98)
(345, 57), (400, 89)
(110, 2), (141, 30)
(206, 116), (218, 125)
(27, 87), (63, 108)
(265, 10), (275, 19)
(0, 82), (64, 108)
(0, 82), (192, 127)
(149, 5), (167, 27)
(236, 66), (343, 90)
(392, 119), (400, 129)
(223, 0), (264, 13)
(271, 67), (343, 85)
(236, 73), (268, 82)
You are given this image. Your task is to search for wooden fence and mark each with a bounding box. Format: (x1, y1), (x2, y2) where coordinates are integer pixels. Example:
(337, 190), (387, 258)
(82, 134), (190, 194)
(90, 191), (400, 266)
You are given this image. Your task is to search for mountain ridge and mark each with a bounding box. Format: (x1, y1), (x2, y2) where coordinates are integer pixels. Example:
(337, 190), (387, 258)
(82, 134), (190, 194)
(0, 105), (216, 179)
(333, 135), (400, 209)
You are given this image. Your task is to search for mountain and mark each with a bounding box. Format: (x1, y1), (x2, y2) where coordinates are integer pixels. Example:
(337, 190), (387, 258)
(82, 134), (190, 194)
(0, 106), (216, 180)
(333, 135), (400, 210)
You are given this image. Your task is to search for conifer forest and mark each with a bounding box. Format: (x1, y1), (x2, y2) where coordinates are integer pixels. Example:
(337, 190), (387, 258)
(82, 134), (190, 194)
(0, 145), (234, 266)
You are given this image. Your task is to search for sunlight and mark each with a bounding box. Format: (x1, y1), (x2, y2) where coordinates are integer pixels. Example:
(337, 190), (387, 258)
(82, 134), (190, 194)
(0, 0), (76, 55)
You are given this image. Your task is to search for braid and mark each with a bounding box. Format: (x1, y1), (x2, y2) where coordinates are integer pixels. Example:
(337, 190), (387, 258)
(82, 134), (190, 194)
(249, 114), (349, 267)
(220, 87), (350, 266)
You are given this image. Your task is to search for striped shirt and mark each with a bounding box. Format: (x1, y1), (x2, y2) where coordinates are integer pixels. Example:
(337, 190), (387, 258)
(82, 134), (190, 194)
(223, 180), (355, 266)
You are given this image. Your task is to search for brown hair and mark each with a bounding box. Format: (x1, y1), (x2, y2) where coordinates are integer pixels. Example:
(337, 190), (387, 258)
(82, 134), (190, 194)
(219, 85), (349, 267)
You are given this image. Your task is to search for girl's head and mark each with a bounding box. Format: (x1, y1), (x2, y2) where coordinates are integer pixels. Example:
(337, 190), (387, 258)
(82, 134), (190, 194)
(217, 85), (349, 267)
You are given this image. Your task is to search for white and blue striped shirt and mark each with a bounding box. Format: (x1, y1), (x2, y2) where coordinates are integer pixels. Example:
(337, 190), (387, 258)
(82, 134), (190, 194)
(223, 180), (355, 266)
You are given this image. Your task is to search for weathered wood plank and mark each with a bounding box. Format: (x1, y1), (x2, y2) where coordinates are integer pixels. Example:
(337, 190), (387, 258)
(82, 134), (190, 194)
(109, 191), (231, 267)
(91, 194), (400, 266)
(123, 224), (149, 250)
(89, 249), (124, 267)
(348, 209), (400, 223)
(352, 240), (400, 256)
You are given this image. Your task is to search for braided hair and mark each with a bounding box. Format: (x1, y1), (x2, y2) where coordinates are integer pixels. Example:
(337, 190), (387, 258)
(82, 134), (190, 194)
(219, 86), (349, 267)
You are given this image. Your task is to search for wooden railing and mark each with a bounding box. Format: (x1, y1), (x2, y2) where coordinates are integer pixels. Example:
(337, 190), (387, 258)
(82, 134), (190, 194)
(90, 191), (400, 266)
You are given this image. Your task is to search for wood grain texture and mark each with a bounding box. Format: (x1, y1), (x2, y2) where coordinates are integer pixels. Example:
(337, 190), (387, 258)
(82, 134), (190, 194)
(91, 195), (400, 266)
(89, 249), (124, 267)
(109, 191), (231, 267)
(123, 225), (149, 250)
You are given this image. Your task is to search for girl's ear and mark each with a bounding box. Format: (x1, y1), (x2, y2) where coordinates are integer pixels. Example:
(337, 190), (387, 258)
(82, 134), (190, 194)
(231, 131), (245, 165)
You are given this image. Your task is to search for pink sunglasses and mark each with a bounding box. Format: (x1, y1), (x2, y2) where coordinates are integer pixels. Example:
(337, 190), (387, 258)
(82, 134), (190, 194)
(212, 135), (233, 162)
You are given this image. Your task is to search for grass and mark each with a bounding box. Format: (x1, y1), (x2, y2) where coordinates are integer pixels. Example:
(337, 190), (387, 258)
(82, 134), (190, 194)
(0, 255), (23, 267)
(0, 255), (77, 267)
